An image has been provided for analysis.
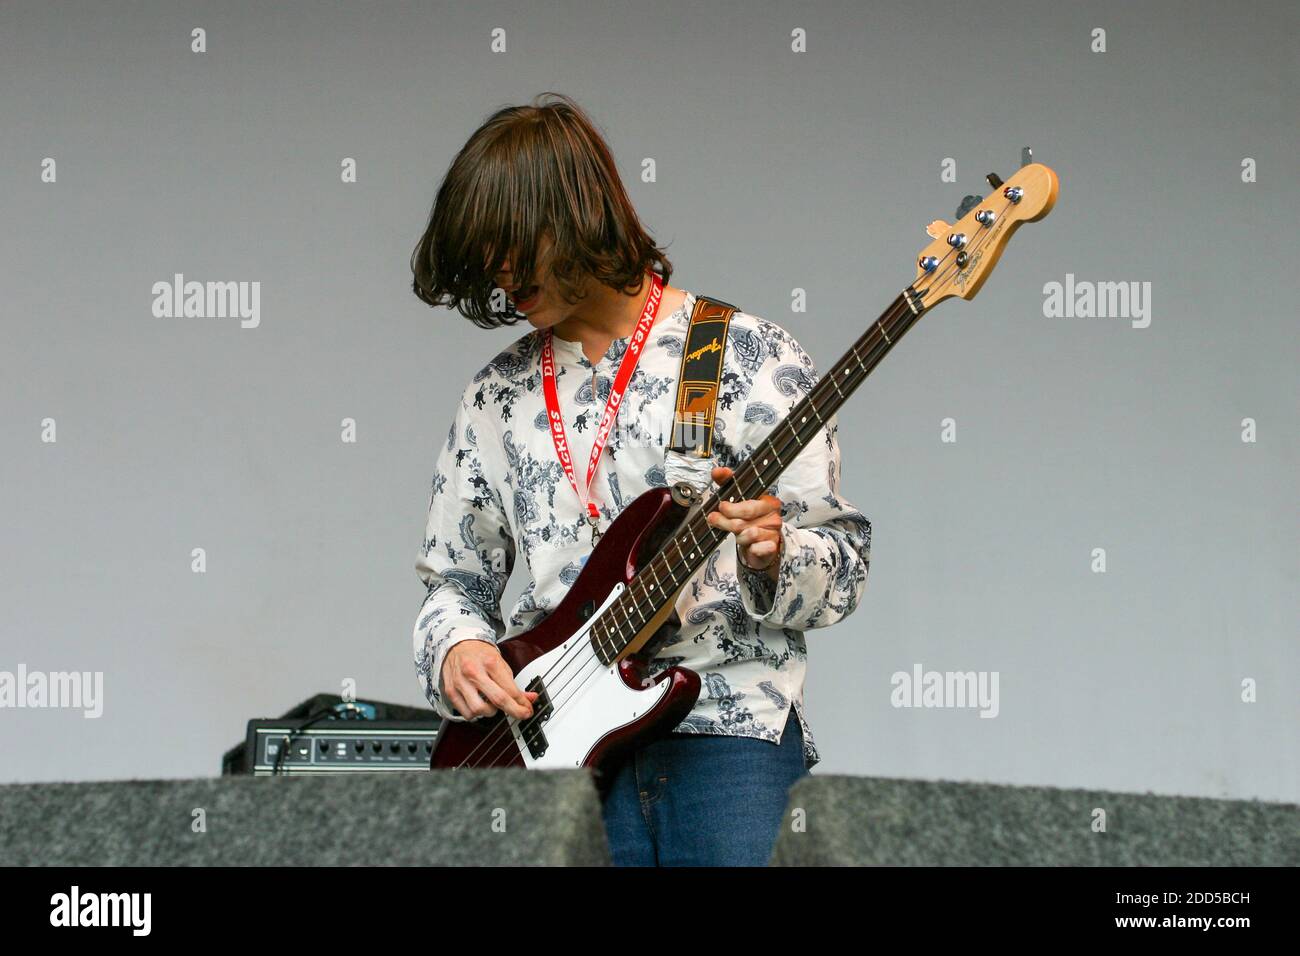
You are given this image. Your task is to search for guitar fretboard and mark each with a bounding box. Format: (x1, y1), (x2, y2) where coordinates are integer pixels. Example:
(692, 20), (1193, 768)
(590, 287), (928, 665)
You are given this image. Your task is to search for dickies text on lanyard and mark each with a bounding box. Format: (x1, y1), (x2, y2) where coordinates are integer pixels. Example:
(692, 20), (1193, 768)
(539, 272), (665, 548)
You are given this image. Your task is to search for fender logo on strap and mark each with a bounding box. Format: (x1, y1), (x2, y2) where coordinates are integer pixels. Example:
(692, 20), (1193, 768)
(686, 338), (722, 361)
(669, 295), (739, 458)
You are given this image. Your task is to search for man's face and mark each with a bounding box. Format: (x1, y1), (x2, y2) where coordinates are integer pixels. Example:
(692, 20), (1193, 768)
(494, 234), (562, 328)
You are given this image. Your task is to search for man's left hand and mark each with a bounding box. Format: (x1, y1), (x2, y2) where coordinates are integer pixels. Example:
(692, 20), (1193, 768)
(706, 466), (783, 583)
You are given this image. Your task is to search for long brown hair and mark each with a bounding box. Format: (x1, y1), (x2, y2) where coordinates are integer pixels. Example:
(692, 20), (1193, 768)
(411, 92), (673, 329)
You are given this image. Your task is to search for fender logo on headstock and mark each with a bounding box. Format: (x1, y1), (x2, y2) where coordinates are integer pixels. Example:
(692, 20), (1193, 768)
(954, 250), (985, 292)
(952, 216), (1006, 292)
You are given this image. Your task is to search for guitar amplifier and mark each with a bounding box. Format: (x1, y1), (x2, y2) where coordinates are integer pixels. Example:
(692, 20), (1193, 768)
(223, 696), (442, 776)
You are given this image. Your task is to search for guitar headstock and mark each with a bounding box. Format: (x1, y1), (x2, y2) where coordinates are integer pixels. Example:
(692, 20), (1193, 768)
(913, 162), (1059, 307)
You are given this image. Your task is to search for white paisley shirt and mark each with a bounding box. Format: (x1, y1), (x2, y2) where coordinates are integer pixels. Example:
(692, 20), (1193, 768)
(412, 291), (872, 768)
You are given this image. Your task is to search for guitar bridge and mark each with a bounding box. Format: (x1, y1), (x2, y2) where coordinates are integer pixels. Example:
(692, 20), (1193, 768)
(516, 676), (553, 760)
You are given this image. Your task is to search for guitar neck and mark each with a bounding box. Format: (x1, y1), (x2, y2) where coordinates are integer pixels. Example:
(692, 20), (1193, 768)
(708, 288), (926, 506)
(598, 287), (930, 664)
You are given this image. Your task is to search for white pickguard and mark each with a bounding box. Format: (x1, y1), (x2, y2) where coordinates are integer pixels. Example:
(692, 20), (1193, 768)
(507, 583), (673, 769)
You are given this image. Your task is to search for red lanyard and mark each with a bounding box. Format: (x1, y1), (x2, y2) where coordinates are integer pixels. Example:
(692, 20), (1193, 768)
(541, 272), (664, 547)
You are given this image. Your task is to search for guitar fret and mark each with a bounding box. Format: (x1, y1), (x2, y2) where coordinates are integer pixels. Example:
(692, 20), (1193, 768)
(683, 522), (699, 559)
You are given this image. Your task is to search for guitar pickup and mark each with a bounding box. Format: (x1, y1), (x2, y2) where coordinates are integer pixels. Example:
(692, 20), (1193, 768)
(516, 676), (553, 760)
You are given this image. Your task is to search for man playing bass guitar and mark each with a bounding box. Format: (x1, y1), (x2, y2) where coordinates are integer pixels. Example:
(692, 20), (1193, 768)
(410, 92), (872, 867)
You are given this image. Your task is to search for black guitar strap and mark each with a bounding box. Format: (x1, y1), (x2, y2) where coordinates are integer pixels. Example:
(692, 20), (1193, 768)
(668, 294), (740, 458)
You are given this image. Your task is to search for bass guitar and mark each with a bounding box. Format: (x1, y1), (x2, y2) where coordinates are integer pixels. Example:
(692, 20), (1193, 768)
(430, 157), (1059, 779)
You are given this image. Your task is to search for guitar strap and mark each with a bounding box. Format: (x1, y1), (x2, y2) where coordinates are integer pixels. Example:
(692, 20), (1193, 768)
(634, 293), (740, 663)
(668, 294), (739, 457)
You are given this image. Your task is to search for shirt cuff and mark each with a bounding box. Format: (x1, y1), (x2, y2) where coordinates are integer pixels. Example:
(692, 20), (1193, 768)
(734, 522), (793, 622)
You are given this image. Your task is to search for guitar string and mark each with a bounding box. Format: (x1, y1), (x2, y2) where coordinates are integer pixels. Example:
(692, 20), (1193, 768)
(449, 197), (1012, 769)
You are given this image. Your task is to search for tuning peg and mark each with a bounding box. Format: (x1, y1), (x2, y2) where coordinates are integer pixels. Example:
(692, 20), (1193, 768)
(1021, 146), (1033, 167)
(954, 195), (981, 220)
(986, 173), (1004, 189)
(925, 219), (951, 239)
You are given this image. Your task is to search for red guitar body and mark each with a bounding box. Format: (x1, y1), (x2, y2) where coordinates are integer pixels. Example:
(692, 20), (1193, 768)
(428, 485), (702, 786)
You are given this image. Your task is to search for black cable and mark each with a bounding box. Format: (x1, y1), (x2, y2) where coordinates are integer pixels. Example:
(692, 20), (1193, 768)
(270, 703), (367, 775)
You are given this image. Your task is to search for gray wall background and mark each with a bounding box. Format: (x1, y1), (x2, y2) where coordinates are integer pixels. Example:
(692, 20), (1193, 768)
(1, 0), (1295, 802)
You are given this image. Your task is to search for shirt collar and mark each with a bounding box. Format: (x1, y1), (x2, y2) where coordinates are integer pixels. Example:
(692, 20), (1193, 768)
(543, 291), (694, 367)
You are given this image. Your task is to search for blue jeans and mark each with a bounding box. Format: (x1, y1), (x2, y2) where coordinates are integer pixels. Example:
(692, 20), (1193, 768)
(600, 710), (809, 866)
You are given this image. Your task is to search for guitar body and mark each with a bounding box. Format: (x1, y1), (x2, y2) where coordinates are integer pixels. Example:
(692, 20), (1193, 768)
(428, 484), (702, 783)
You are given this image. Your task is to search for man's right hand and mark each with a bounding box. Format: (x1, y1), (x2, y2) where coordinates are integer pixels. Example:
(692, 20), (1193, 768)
(442, 640), (537, 720)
